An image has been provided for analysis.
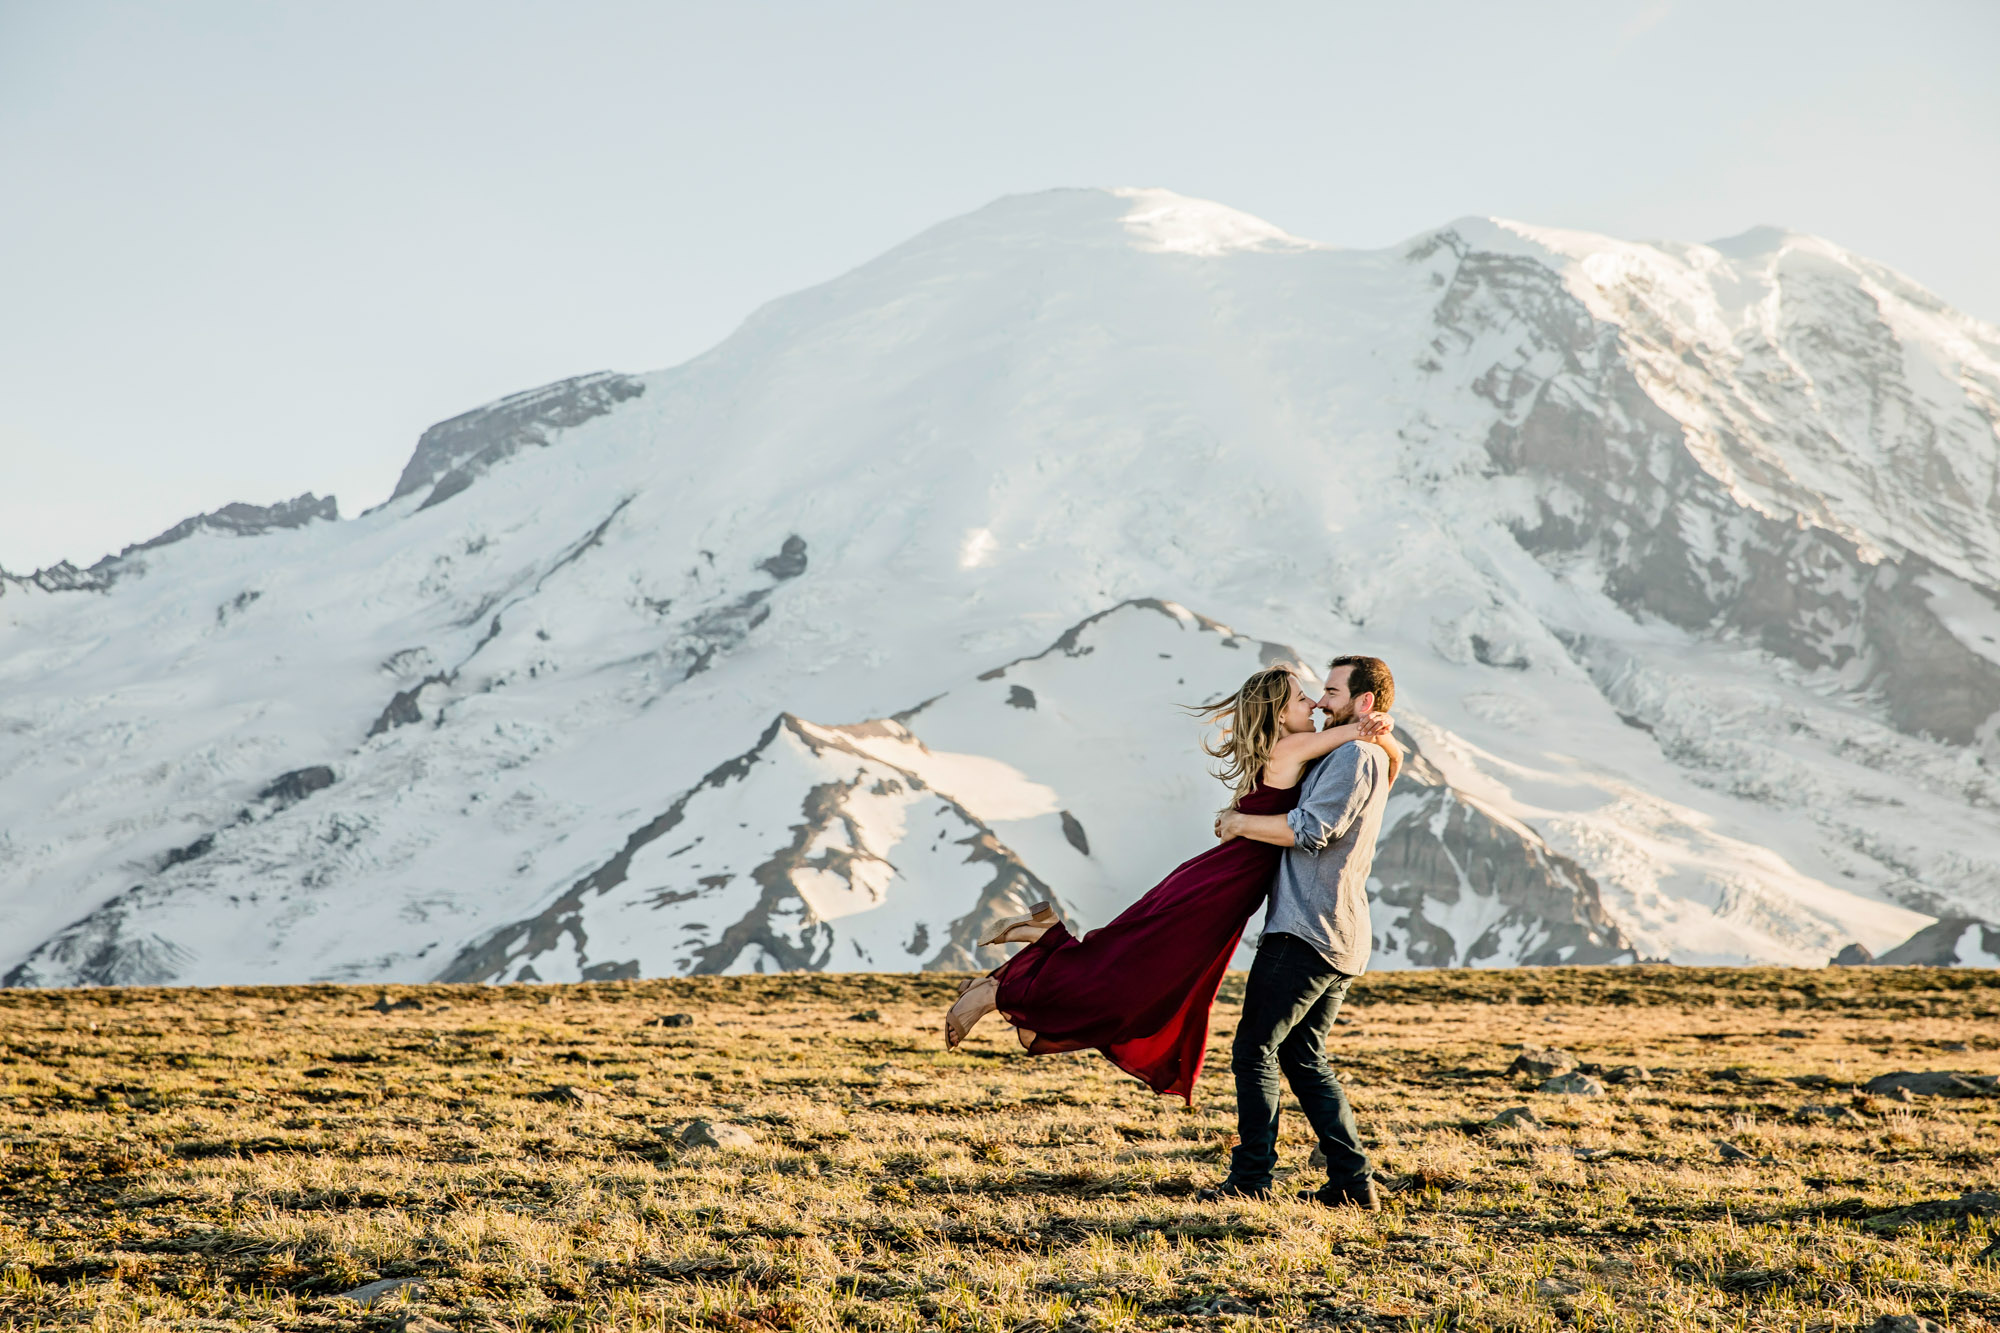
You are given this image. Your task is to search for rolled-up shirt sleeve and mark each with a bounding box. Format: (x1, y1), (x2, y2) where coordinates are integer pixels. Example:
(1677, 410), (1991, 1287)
(1285, 744), (1376, 854)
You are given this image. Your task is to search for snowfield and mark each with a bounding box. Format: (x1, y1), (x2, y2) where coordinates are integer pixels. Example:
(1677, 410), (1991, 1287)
(2, 187), (1995, 985)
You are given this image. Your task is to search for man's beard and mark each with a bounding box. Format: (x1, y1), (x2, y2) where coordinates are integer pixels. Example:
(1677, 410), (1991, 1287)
(1319, 701), (1356, 728)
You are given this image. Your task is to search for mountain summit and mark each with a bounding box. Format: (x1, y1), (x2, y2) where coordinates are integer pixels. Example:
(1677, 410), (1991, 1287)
(3, 188), (1996, 986)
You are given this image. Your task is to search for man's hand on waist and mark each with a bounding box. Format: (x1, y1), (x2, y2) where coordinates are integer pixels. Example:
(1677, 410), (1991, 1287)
(1214, 810), (1297, 847)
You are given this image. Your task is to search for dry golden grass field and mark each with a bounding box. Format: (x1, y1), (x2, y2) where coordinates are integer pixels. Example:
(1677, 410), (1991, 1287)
(2, 967), (1997, 1333)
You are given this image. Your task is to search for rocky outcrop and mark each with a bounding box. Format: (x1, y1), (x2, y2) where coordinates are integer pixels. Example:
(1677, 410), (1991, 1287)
(1434, 230), (2000, 750)
(1368, 730), (1636, 967)
(1870, 916), (2000, 966)
(386, 371), (645, 510)
(125, 493), (339, 554)
(438, 713), (1060, 983)
(3, 885), (191, 987)
(1, 495), (338, 599)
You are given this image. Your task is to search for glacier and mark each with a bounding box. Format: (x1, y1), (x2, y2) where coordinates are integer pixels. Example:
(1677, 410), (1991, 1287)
(2, 186), (1996, 986)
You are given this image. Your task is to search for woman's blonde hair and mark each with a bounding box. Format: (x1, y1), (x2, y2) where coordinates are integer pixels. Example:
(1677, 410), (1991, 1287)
(1188, 666), (1301, 808)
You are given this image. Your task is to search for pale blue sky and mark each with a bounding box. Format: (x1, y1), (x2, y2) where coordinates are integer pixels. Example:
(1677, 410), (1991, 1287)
(4, 0), (1997, 571)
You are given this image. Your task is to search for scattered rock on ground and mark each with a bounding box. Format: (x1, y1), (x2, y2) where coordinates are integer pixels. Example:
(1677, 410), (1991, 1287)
(1490, 1106), (1543, 1130)
(1863, 1190), (2000, 1235)
(1862, 1070), (1998, 1098)
(1714, 1140), (1755, 1162)
(1541, 1072), (1605, 1096)
(1603, 1065), (1650, 1084)
(1799, 1104), (1869, 1127)
(679, 1119), (757, 1150)
(1864, 1316), (1943, 1333)
(369, 996), (423, 1013)
(335, 1277), (425, 1307)
(1775, 1028), (1811, 1039)
(393, 1317), (451, 1333)
(1975, 1237), (2000, 1266)
(529, 1084), (603, 1106)
(649, 1013), (694, 1028)
(865, 1062), (926, 1086)
(1507, 1047), (1577, 1079)
(1186, 1295), (1254, 1316)
(848, 1009), (882, 1022)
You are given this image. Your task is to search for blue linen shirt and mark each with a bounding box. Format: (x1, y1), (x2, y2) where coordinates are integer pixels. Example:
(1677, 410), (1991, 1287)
(1264, 741), (1391, 975)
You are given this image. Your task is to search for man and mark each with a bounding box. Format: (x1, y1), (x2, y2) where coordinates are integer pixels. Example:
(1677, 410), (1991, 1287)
(1200, 654), (1396, 1208)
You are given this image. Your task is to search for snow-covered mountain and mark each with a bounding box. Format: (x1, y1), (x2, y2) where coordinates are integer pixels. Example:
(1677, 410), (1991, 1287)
(4, 187), (1997, 986)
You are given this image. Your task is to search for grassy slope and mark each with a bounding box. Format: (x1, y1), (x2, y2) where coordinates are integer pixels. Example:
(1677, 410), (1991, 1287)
(1, 967), (1996, 1331)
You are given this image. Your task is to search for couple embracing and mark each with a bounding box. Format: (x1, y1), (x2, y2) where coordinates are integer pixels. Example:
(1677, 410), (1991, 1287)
(945, 655), (1401, 1208)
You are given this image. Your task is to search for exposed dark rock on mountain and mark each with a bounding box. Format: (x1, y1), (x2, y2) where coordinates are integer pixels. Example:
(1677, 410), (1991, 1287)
(258, 766), (337, 809)
(1438, 230), (2000, 748)
(440, 714), (1058, 982)
(1, 494), (337, 598)
(1369, 734), (1636, 968)
(3, 885), (191, 987)
(1870, 917), (2000, 966)
(387, 371), (646, 509)
(758, 535), (809, 580)
(127, 493), (339, 554)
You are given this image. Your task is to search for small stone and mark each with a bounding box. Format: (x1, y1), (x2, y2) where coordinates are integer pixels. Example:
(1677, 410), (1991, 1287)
(1974, 1237), (2000, 1266)
(1775, 1028), (1811, 1039)
(1507, 1046), (1578, 1079)
(1489, 1105), (1543, 1130)
(865, 1063), (926, 1086)
(1540, 1072), (1606, 1097)
(1799, 1104), (1869, 1127)
(1534, 1277), (1581, 1298)
(679, 1118), (756, 1150)
(393, 1317), (451, 1333)
(335, 1277), (425, 1308)
(1603, 1064), (1650, 1084)
(1714, 1140), (1755, 1162)
(651, 1013), (695, 1028)
(1188, 1295), (1254, 1316)
(848, 1009), (882, 1022)
(1864, 1190), (2000, 1234)
(529, 1084), (603, 1106)
(1939, 1041), (1970, 1053)
(1864, 1316), (1943, 1333)
(1864, 1070), (1996, 1098)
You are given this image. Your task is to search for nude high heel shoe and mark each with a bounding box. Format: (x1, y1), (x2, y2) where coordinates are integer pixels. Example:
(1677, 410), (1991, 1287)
(978, 900), (1058, 948)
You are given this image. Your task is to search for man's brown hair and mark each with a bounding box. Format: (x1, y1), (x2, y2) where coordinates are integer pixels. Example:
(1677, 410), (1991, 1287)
(1328, 654), (1394, 712)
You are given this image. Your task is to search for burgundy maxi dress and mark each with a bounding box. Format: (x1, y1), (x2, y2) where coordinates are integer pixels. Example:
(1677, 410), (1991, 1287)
(992, 778), (1300, 1103)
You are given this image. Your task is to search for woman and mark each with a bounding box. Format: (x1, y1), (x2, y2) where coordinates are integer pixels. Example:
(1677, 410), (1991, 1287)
(943, 666), (1399, 1103)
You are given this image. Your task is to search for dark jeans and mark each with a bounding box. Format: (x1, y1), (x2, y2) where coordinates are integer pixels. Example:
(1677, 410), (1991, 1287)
(1224, 932), (1370, 1192)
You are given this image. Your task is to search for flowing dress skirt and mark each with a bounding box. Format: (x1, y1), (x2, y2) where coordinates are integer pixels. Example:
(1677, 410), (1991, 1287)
(992, 780), (1299, 1103)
